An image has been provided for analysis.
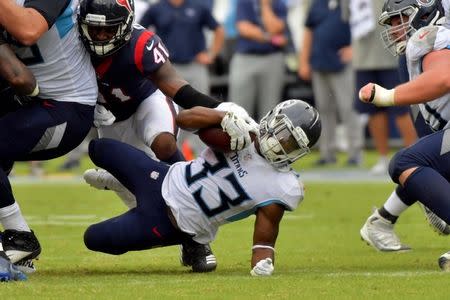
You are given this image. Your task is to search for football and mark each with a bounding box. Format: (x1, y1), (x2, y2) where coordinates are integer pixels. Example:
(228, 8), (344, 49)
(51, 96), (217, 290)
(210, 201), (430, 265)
(197, 127), (256, 152)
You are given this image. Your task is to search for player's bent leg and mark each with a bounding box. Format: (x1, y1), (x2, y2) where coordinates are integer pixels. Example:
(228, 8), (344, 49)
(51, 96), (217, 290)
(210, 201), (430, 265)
(83, 168), (137, 209)
(151, 132), (185, 165)
(88, 138), (158, 195)
(389, 130), (450, 225)
(84, 208), (184, 255)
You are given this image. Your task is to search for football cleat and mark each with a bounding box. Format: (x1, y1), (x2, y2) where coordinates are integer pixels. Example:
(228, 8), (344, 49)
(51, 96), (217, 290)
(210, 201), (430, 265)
(0, 252), (26, 282)
(83, 168), (136, 208)
(2, 230), (41, 266)
(419, 204), (450, 235)
(438, 251), (450, 271)
(180, 240), (217, 273)
(14, 259), (36, 274)
(360, 208), (411, 252)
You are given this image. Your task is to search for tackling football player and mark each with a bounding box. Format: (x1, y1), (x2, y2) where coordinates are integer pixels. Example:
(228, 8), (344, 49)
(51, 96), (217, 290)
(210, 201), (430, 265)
(77, 0), (257, 272)
(82, 99), (321, 276)
(0, 0), (99, 272)
(0, 29), (38, 283)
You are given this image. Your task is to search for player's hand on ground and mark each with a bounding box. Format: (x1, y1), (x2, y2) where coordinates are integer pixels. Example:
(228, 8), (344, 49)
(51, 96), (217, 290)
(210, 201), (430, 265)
(93, 104), (116, 127)
(250, 258), (274, 276)
(359, 83), (395, 107)
(221, 111), (254, 151)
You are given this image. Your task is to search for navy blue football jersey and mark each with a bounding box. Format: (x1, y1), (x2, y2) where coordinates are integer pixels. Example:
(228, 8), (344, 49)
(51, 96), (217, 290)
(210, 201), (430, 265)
(93, 25), (170, 121)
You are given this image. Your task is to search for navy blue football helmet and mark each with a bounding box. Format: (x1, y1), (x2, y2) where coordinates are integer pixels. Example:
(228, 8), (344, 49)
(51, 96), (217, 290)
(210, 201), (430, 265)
(78, 0), (135, 57)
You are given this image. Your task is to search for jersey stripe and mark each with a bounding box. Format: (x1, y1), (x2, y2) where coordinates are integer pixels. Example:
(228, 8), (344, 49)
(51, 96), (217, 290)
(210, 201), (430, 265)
(95, 56), (114, 79)
(134, 31), (154, 74)
(55, 4), (74, 38)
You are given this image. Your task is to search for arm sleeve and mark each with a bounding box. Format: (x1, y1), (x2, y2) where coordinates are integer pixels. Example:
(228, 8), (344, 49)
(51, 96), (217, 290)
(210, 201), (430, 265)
(202, 8), (219, 30)
(236, 0), (256, 23)
(24, 0), (71, 28)
(304, 3), (316, 28)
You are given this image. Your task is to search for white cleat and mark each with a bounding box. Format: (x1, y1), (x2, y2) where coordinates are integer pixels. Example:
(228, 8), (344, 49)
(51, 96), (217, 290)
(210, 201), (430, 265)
(438, 251), (450, 271)
(360, 208), (411, 252)
(83, 169), (136, 208)
(419, 203), (450, 235)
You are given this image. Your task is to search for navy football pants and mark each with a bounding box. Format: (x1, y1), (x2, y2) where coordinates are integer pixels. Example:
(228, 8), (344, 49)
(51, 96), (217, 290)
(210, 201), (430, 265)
(84, 138), (186, 255)
(0, 99), (94, 207)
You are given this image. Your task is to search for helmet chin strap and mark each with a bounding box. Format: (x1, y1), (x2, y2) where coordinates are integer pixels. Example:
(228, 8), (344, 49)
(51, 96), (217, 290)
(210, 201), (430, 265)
(396, 40), (407, 55)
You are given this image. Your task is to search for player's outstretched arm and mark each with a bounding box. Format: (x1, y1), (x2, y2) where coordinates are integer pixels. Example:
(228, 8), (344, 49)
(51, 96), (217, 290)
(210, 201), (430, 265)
(149, 62), (220, 109)
(359, 49), (450, 106)
(0, 38), (38, 96)
(176, 106), (225, 130)
(250, 204), (285, 276)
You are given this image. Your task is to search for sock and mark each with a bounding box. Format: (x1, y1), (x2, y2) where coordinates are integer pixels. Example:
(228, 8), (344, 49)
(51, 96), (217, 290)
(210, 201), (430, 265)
(402, 167), (450, 223)
(382, 189), (410, 218)
(161, 149), (185, 165)
(378, 206), (398, 224)
(0, 202), (30, 232)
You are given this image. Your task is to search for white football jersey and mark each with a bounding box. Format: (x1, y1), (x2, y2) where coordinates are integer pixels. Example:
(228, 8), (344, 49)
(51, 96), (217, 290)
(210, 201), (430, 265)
(11, 0), (97, 105)
(406, 25), (450, 131)
(162, 145), (304, 244)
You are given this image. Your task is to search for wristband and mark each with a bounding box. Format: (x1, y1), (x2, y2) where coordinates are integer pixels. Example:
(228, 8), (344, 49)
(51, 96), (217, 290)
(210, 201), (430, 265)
(252, 245), (275, 251)
(27, 83), (39, 97)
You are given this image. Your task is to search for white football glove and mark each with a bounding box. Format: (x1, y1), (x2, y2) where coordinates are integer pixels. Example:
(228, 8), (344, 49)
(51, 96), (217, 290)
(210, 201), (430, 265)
(216, 102), (259, 134)
(250, 258), (274, 276)
(93, 104), (116, 127)
(221, 111), (254, 151)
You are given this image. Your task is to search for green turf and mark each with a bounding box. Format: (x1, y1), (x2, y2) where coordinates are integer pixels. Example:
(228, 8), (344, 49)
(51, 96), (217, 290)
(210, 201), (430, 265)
(2, 182), (450, 299)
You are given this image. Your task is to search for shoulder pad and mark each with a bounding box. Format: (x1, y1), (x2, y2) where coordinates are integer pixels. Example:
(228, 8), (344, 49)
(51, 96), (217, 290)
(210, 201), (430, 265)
(406, 25), (439, 62)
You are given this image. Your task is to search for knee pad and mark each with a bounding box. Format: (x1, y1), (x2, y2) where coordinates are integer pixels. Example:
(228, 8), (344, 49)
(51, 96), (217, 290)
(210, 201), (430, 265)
(388, 148), (411, 184)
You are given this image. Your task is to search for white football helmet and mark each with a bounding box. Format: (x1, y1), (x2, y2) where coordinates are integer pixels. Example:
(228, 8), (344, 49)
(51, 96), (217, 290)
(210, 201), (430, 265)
(258, 100), (321, 171)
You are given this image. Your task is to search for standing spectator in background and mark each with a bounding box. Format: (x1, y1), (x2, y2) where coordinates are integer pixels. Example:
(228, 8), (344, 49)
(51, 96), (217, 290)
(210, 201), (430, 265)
(140, 0), (224, 94)
(298, 0), (363, 166)
(140, 0), (225, 158)
(342, 0), (417, 174)
(228, 0), (289, 120)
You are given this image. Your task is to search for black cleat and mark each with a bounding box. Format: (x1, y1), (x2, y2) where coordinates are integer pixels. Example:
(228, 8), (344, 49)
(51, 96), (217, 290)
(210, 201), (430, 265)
(180, 240), (217, 273)
(2, 230), (41, 266)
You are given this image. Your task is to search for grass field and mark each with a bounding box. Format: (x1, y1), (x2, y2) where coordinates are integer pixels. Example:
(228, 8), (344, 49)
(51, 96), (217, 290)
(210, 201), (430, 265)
(2, 178), (450, 299)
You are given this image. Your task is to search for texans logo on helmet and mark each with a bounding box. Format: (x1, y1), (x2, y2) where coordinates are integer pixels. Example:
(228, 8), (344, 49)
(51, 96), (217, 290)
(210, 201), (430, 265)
(116, 0), (133, 12)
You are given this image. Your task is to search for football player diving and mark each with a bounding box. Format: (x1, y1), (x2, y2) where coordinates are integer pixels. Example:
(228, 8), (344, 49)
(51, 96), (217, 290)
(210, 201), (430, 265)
(358, 0), (450, 269)
(82, 99), (321, 276)
(77, 0), (257, 272)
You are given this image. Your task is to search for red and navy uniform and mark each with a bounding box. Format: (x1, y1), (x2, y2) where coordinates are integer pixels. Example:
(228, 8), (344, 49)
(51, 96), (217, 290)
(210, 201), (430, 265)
(93, 25), (170, 122)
